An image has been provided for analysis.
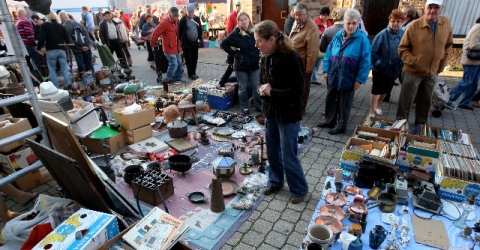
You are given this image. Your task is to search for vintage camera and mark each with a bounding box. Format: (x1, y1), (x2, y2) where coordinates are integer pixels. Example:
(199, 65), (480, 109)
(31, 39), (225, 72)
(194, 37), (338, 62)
(387, 174), (409, 205)
(412, 180), (442, 214)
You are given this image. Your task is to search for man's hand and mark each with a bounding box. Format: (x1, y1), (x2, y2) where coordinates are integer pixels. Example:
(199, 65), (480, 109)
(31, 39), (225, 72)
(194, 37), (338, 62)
(82, 46), (88, 51)
(259, 83), (272, 96)
(37, 50), (43, 56)
(353, 81), (361, 91)
(323, 73), (328, 81)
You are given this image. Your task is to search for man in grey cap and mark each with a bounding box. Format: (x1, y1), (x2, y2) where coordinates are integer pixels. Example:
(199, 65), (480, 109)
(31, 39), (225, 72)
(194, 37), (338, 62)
(179, 4), (203, 80)
(151, 7), (183, 82)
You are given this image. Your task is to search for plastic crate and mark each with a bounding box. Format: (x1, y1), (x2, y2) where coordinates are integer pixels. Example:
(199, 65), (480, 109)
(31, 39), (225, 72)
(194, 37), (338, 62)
(207, 92), (234, 111)
(192, 88), (207, 103)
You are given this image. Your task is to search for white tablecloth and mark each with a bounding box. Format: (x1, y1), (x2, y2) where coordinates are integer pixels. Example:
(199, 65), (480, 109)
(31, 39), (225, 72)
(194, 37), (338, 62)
(304, 176), (480, 249)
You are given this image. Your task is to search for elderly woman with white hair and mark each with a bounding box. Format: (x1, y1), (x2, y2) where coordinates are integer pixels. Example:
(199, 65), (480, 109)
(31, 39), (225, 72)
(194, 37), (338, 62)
(318, 9), (371, 134)
(36, 11), (72, 88)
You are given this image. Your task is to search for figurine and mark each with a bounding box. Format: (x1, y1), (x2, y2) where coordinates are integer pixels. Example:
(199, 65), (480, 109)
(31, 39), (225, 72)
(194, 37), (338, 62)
(454, 194), (477, 229)
(458, 226), (473, 240)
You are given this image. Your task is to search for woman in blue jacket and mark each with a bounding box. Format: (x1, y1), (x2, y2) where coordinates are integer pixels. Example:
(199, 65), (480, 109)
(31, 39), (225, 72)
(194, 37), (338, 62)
(318, 9), (371, 134)
(369, 9), (404, 117)
(220, 11), (262, 114)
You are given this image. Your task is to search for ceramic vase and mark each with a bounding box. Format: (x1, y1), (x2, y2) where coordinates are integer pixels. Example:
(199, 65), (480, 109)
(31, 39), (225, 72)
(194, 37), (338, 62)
(369, 225), (387, 249)
(347, 237), (363, 250)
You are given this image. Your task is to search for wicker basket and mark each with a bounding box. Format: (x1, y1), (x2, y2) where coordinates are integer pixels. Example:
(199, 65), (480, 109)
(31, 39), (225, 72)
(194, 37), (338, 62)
(5, 83), (25, 95)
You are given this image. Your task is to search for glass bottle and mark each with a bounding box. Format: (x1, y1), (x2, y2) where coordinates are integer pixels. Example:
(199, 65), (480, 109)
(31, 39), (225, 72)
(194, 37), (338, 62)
(360, 212), (368, 233)
(454, 195), (477, 229)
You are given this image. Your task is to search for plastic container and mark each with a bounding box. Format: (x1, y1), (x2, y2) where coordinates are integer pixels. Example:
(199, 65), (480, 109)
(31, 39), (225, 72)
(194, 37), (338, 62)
(206, 92), (234, 111)
(192, 88), (207, 102)
(208, 40), (216, 48)
(203, 41), (209, 48)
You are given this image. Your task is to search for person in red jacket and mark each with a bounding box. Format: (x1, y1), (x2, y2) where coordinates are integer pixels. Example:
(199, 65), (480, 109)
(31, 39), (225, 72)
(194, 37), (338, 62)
(311, 7), (333, 85)
(226, 2), (241, 35)
(150, 7), (183, 83)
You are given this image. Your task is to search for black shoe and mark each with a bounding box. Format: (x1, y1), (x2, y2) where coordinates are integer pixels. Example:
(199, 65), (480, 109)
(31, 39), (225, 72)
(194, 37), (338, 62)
(311, 82), (322, 85)
(317, 123), (334, 128)
(459, 105), (474, 110)
(382, 98), (390, 103)
(328, 128), (345, 135)
(150, 65), (156, 70)
(192, 75), (199, 79)
(188, 75), (196, 80)
(263, 187), (281, 195)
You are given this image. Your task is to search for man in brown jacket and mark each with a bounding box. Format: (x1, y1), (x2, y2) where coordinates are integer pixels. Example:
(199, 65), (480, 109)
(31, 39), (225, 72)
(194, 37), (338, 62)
(289, 2), (320, 115)
(396, 0), (453, 125)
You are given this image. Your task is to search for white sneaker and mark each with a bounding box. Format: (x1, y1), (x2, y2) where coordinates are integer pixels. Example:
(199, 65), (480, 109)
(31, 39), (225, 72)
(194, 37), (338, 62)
(375, 108), (383, 116)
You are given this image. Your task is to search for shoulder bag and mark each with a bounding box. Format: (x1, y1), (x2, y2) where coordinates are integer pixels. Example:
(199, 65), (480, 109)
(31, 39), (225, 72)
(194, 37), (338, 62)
(466, 47), (480, 60)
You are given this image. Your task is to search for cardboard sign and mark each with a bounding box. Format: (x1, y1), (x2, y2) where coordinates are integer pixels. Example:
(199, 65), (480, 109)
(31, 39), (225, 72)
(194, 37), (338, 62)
(411, 215), (450, 249)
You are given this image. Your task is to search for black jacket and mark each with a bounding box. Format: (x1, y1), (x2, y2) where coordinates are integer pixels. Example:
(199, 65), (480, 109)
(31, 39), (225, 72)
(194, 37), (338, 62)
(220, 27), (260, 72)
(178, 15), (204, 49)
(36, 20), (70, 51)
(99, 19), (121, 46)
(259, 50), (305, 124)
(284, 16), (295, 36)
(63, 20), (91, 53)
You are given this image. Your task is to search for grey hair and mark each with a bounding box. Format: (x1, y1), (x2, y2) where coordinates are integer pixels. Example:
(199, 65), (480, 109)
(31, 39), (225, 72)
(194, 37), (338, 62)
(58, 11), (69, 20)
(294, 2), (308, 12)
(344, 9), (361, 22)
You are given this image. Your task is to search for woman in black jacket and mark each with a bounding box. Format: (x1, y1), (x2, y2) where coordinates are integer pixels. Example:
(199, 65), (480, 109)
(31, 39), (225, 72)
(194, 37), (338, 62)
(255, 20), (308, 204)
(220, 11), (261, 114)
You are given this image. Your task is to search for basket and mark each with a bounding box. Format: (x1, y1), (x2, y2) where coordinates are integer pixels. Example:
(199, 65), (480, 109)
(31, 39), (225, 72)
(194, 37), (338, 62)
(5, 84), (25, 95)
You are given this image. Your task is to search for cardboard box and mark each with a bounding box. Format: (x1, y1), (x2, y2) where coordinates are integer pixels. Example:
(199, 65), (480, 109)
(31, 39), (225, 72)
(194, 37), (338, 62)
(0, 118), (35, 153)
(340, 137), (398, 174)
(3, 167), (52, 191)
(32, 208), (119, 250)
(0, 146), (38, 172)
(397, 134), (440, 175)
(435, 162), (480, 206)
(124, 125), (152, 145)
(363, 116), (409, 132)
(419, 125), (472, 145)
(80, 132), (126, 154)
(113, 106), (155, 130)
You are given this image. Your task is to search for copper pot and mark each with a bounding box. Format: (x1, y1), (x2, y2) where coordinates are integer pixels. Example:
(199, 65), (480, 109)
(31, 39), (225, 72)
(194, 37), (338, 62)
(345, 185), (362, 195)
(314, 215), (343, 241)
(95, 71), (106, 82)
(325, 192), (347, 207)
(347, 202), (368, 223)
(319, 204), (345, 221)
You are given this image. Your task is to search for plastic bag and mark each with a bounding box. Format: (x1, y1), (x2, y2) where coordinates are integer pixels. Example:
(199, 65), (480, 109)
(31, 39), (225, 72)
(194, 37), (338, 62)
(0, 194), (78, 249)
(122, 103), (142, 114)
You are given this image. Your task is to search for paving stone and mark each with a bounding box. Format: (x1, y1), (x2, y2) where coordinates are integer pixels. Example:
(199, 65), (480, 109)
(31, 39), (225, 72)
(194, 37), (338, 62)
(281, 209), (301, 223)
(242, 230), (265, 247)
(294, 219), (310, 234)
(286, 199), (307, 212)
(226, 231), (243, 246)
(269, 199), (287, 212)
(287, 231), (306, 247)
(30, 184), (50, 193)
(233, 242), (254, 250)
(252, 218), (273, 234)
(265, 231), (287, 248)
(256, 200), (269, 212)
(307, 168), (323, 178)
(273, 219), (295, 235)
(257, 243), (276, 250)
(262, 209), (282, 223)
(47, 179), (58, 186)
(308, 147), (323, 153)
(274, 191), (291, 202)
(284, 243), (301, 250)
(237, 220), (252, 233)
(220, 244), (234, 250)
(46, 186), (60, 196)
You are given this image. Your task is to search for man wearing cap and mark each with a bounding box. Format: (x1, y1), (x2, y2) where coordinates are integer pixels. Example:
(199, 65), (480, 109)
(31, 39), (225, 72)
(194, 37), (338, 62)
(150, 7), (183, 83)
(227, 2), (241, 35)
(289, 2), (320, 115)
(396, 0), (453, 125)
(179, 4), (203, 80)
(99, 11), (127, 66)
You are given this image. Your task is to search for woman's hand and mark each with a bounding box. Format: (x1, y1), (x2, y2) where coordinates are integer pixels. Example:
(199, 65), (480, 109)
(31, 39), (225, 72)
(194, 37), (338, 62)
(259, 83), (272, 96)
(323, 73), (328, 81)
(353, 81), (361, 91)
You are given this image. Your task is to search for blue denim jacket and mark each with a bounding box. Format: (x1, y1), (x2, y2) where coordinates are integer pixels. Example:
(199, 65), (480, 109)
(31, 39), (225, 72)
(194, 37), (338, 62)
(371, 26), (404, 75)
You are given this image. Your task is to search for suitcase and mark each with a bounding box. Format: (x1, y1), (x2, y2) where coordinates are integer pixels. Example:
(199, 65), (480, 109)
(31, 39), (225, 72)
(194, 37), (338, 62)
(131, 35), (146, 49)
(97, 45), (116, 67)
(153, 44), (168, 83)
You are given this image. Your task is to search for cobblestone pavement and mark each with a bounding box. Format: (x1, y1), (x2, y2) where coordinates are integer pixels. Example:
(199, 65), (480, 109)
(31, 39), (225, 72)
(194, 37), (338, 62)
(2, 46), (473, 249)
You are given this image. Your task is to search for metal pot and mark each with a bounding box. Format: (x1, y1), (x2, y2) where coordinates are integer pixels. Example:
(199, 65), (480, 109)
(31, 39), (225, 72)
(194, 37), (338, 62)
(95, 71), (106, 81)
(347, 202), (368, 223)
(345, 185), (362, 195)
(368, 193), (397, 213)
(314, 215), (343, 241)
(168, 155), (193, 175)
(319, 204), (345, 221)
(325, 192), (347, 207)
(167, 121), (188, 138)
(124, 165), (143, 184)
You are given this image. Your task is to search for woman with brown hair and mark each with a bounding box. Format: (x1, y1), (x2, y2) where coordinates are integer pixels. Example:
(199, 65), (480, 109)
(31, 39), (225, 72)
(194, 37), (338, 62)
(255, 20), (308, 204)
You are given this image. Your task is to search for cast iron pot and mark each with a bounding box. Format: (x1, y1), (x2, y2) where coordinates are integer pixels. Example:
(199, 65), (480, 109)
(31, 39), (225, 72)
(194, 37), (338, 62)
(168, 155), (193, 175)
(124, 165), (143, 184)
(167, 121), (188, 138)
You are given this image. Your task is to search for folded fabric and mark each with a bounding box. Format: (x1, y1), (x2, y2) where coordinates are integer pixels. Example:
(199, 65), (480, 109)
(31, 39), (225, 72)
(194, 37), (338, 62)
(20, 223), (53, 250)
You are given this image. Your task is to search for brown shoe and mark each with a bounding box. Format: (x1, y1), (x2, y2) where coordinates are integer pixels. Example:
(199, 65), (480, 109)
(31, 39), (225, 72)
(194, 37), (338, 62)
(290, 195), (306, 204)
(471, 101), (480, 108)
(263, 187), (281, 195)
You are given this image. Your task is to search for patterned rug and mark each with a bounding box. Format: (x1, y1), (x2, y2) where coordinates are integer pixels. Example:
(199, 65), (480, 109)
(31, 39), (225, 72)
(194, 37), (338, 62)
(110, 125), (312, 250)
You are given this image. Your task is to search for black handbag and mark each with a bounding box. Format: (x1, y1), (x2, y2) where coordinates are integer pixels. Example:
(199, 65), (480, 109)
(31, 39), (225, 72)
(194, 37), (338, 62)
(467, 48), (480, 60)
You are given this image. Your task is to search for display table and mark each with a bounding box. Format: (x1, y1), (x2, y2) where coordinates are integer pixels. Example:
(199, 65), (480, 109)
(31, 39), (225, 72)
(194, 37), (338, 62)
(303, 176), (480, 249)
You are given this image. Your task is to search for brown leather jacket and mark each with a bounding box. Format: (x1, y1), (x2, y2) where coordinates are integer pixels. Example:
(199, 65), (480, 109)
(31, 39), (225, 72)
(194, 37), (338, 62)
(289, 17), (320, 73)
(399, 16), (453, 77)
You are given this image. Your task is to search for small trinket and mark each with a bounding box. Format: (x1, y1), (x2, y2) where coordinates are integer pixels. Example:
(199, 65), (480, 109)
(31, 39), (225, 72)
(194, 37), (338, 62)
(353, 194), (364, 203)
(348, 223), (363, 236)
(398, 205), (409, 215)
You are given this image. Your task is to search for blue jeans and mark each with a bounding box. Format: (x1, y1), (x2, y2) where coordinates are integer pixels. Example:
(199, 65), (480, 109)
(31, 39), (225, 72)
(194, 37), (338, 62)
(74, 50), (94, 74)
(236, 69), (262, 110)
(311, 58), (323, 83)
(265, 118), (308, 197)
(46, 49), (71, 88)
(164, 53), (183, 80)
(449, 64), (480, 107)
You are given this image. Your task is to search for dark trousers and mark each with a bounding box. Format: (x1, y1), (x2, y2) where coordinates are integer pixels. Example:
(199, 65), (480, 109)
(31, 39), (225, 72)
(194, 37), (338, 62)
(219, 64), (234, 86)
(25, 45), (42, 87)
(108, 39), (127, 64)
(146, 42), (154, 62)
(472, 87), (480, 102)
(302, 72), (313, 110)
(324, 87), (355, 132)
(183, 44), (198, 77)
(73, 50), (94, 73)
